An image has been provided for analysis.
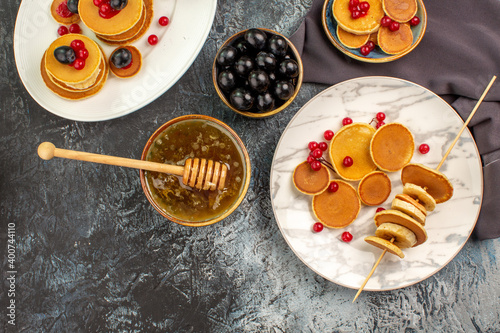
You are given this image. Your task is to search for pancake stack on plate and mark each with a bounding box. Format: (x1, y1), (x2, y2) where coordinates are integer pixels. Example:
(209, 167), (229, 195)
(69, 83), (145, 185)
(41, 34), (109, 100)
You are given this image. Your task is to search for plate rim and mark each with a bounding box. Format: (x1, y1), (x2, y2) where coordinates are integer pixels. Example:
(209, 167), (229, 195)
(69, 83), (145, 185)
(269, 75), (484, 291)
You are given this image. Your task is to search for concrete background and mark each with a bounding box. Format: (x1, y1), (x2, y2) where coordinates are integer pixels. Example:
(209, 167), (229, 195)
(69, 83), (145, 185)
(1, 0), (499, 331)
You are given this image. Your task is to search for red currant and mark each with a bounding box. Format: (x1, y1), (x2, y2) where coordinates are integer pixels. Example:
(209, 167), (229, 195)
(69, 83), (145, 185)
(93, 0), (104, 6)
(376, 121), (385, 129)
(324, 130), (334, 141)
(70, 39), (85, 51)
(308, 141), (319, 151)
(57, 26), (69, 36)
(349, 0), (359, 7)
(310, 160), (322, 171)
(360, 45), (371, 56)
(73, 58), (85, 70)
(342, 117), (353, 126)
(318, 142), (328, 151)
(328, 182), (339, 193)
(376, 112), (386, 122)
(99, 3), (112, 15)
(410, 16), (420, 26)
(381, 16), (392, 27)
(56, 2), (73, 18)
(148, 34), (159, 45)
(351, 10), (361, 19)
(389, 21), (400, 32)
(341, 231), (353, 242)
(312, 222), (324, 232)
(77, 48), (89, 60)
(366, 41), (376, 51)
(419, 143), (430, 154)
(159, 16), (170, 26)
(306, 155), (316, 164)
(376, 207), (385, 213)
(312, 148), (323, 159)
(359, 1), (370, 11)
(343, 156), (353, 167)
(69, 23), (80, 34)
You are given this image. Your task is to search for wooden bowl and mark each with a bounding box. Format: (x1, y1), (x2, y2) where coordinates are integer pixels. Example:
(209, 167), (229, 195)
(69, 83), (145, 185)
(212, 28), (303, 118)
(140, 115), (251, 226)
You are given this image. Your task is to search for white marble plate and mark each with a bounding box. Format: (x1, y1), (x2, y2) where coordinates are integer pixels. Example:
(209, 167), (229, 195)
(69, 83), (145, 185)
(270, 76), (483, 291)
(13, 0), (217, 121)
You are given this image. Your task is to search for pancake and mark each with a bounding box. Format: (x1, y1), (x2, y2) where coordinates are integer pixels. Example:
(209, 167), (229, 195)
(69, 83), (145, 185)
(333, 0), (385, 35)
(51, 0), (80, 25)
(382, 0), (418, 23)
(402, 183), (436, 212)
(370, 122), (414, 172)
(401, 163), (454, 203)
(45, 34), (102, 86)
(337, 26), (370, 48)
(358, 171), (391, 206)
(374, 209), (427, 246)
(79, 0), (143, 36)
(329, 122), (377, 181)
(377, 23), (413, 55)
(312, 180), (360, 228)
(391, 197), (426, 225)
(364, 236), (404, 258)
(395, 193), (427, 216)
(292, 161), (330, 195)
(109, 46), (143, 78)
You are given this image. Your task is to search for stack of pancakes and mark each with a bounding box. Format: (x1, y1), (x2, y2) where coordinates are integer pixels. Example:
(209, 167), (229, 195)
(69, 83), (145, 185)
(41, 34), (108, 100)
(79, 0), (153, 45)
(333, 0), (418, 55)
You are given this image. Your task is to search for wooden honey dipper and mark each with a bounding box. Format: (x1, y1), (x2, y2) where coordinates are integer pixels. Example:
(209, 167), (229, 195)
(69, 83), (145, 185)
(352, 75), (497, 302)
(37, 142), (228, 191)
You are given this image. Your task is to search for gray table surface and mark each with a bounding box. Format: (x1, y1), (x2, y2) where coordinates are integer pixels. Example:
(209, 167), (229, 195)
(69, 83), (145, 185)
(1, 0), (499, 332)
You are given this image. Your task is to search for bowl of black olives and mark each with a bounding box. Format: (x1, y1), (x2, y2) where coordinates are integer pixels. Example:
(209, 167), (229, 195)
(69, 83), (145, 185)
(213, 28), (303, 118)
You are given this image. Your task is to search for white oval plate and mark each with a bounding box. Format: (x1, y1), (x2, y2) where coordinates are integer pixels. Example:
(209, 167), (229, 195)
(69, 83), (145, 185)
(14, 0), (217, 121)
(270, 76), (483, 291)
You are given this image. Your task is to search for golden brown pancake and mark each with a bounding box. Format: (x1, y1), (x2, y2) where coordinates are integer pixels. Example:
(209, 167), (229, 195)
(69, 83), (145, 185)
(402, 183), (436, 212)
(374, 209), (427, 246)
(312, 180), (360, 228)
(401, 163), (454, 203)
(391, 197), (426, 225)
(51, 0), (81, 24)
(395, 193), (427, 216)
(364, 236), (404, 258)
(329, 123), (377, 181)
(337, 26), (370, 48)
(358, 171), (391, 206)
(109, 46), (143, 78)
(292, 161), (330, 195)
(382, 0), (418, 23)
(377, 23), (413, 54)
(333, 0), (385, 35)
(370, 122), (414, 172)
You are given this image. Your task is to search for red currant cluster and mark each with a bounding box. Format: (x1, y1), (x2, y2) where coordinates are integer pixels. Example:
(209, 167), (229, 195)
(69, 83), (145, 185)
(360, 40), (376, 56)
(381, 15), (420, 32)
(69, 39), (89, 70)
(348, 0), (370, 19)
(93, 0), (125, 19)
(55, 1), (74, 18)
(58, 23), (81, 36)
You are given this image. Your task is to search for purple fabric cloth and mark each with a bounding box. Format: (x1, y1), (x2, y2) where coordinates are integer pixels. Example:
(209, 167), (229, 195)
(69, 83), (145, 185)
(289, 0), (500, 240)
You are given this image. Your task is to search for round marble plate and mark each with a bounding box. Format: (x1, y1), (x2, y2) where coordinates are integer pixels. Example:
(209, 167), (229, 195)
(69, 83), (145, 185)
(322, 0), (427, 63)
(13, 0), (217, 121)
(270, 76), (483, 291)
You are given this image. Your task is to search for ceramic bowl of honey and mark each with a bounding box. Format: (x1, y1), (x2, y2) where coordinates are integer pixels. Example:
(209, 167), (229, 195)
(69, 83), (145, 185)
(140, 115), (251, 226)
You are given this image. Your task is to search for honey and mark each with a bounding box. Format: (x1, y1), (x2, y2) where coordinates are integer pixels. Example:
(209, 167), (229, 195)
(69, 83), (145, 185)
(144, 120), (246, 222)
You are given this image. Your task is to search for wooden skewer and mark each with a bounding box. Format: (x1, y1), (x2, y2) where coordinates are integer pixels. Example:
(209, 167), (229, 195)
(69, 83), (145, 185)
(352, 75), (497, 302)
(37, 142), (227, 190)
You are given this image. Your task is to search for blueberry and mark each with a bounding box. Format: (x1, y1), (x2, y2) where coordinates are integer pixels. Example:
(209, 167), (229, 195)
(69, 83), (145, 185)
(244, 29), (267, 50)
(248, 70), (270, 93)
(110, 48), (132, 68)
(255, 51), (277, 71)
(267, 35), (288, 57)
(109, 0), (128, 10)
(274, 80), (295, 100)
(54, 46), (75, 65)
(217, 46), (238, 67)
(278, 59), (299, 78)
(218, 70), (237, 92)
(67, 0), (79, 14)
(230, 88), (254, 111)
(233, 55), (254, 77)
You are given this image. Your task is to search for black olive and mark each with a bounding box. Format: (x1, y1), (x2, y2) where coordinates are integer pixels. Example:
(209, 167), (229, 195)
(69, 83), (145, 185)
(233, 38), (250, 55)
(248, 70), (270, 93)
(54, 46), (76, 64)
(267, 35), (288, 58)
(278, 59), (299, 78)
(233, 55), (254, 77)
(217, 46), (238, 67)
(230, 88), (254, 111)
(109, 0), (128, 10)
(218, 70), (237, 92)
(67, 0), (79, 14)
(274, 80), (295, 100)
(256, 92), (275, 112)
(255, 51), (277, 71)
(110, 48), (132, 68)
(244, 29), (267, 50)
